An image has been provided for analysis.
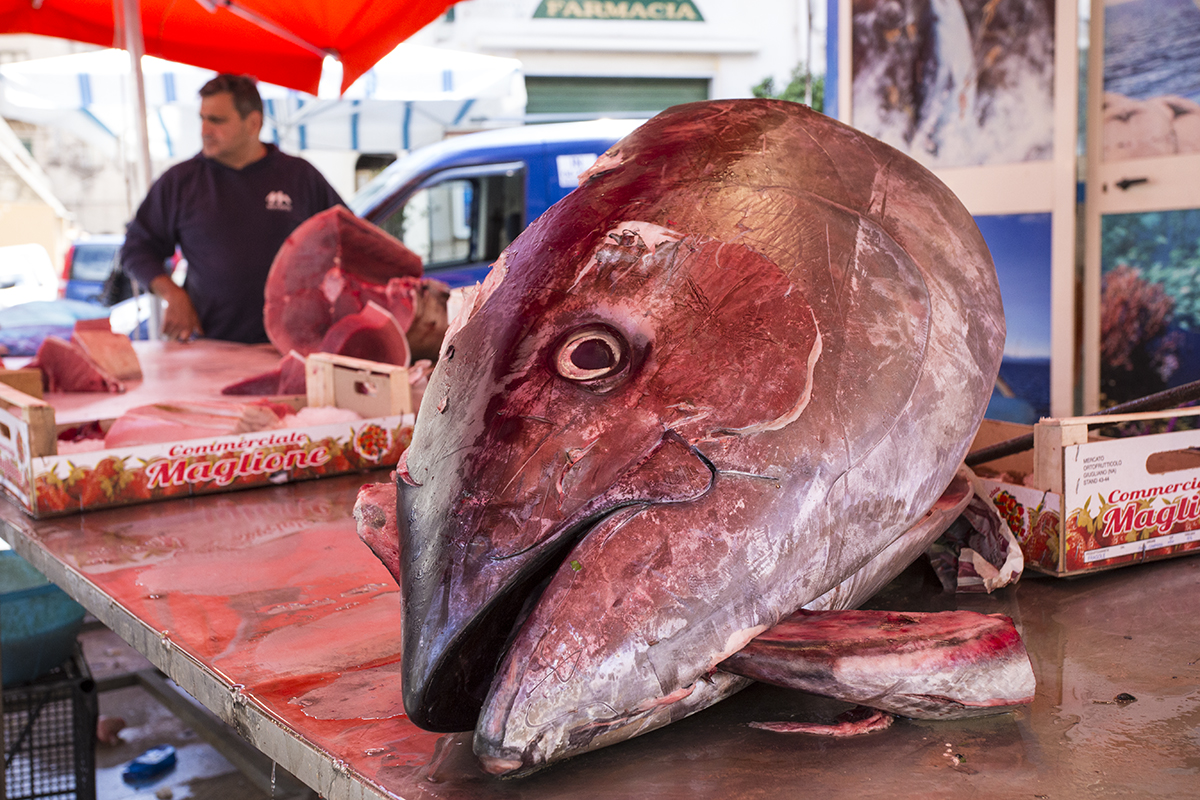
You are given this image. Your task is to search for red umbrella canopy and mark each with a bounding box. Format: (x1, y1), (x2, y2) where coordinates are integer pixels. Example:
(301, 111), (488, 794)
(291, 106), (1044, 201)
(0, 0), (459, 95)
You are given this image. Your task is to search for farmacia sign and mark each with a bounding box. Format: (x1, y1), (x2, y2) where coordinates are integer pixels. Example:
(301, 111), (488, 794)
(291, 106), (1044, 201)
(534, 1), (703, 20)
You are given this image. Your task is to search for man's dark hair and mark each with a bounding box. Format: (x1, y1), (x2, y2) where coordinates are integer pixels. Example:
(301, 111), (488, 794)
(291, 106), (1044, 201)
(199, 74), (263, 118)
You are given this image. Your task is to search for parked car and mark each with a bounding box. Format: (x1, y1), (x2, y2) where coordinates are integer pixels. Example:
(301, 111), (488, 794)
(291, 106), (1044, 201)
(59, 233), (125, 304)
(0, 243), (59, 309)
(350, 118), (645, 288)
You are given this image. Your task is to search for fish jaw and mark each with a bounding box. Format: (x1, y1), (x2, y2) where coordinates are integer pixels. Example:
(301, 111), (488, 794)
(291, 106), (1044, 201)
(397, 427), (715, 731)
(467, 469), (980, 774)
(473, 480), (802, 775)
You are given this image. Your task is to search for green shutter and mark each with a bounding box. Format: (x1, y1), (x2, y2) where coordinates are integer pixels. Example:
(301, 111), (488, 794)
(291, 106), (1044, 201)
(525, 77), (709, 116)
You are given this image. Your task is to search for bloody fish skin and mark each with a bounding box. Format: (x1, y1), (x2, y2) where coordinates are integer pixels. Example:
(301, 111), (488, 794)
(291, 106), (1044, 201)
(396, 99), (1004, 772)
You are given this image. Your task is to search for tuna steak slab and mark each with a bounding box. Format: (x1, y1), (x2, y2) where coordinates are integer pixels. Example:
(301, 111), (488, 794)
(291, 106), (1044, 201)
(720, 609), (1036, 720)
(263, 205), (423, 359)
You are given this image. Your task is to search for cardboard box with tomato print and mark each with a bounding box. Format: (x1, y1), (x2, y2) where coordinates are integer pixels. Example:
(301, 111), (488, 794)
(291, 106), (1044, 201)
(971, 412), (1200, 577)
(0, 353), (414, 518)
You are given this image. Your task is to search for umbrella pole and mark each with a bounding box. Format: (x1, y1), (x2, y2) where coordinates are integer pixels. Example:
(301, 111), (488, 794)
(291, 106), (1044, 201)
(115, 0), (163, 338)
(116, 0), (153, 195)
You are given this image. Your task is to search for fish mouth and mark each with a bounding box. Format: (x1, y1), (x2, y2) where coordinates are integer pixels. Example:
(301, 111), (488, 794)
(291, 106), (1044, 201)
(398, 497), (639, 732)
(399, 429), (716, 732)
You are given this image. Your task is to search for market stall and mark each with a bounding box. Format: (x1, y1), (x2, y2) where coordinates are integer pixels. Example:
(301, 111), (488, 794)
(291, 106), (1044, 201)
(1, 475), (1197, 798)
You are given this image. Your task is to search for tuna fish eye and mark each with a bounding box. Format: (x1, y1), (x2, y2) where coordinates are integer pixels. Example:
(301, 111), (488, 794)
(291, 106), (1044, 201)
(554, 326), (629, 385)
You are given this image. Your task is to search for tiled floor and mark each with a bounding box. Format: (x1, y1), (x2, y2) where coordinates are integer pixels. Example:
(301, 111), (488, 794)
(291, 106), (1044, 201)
(82, 627), (273, 800)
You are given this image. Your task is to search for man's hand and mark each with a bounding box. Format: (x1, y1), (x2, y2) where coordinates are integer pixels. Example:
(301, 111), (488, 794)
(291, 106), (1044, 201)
(150, 275), (204, 341)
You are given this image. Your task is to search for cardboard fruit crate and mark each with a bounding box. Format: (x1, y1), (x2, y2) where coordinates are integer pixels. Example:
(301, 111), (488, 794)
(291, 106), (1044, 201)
(0, 353), (414, 518)
(971, 410), (1200, 577)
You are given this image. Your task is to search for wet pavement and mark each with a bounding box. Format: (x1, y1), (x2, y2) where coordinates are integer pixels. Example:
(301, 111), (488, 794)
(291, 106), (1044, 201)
(82, 627), (273, 800)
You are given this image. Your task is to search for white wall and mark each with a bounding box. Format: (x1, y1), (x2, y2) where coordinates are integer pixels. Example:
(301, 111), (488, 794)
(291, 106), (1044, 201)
(411, 0), (826, 104)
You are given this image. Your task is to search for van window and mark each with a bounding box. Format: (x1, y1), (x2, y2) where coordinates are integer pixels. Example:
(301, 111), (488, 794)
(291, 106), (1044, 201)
(70, 243), (121, 282)
(379, 167), (526, 269)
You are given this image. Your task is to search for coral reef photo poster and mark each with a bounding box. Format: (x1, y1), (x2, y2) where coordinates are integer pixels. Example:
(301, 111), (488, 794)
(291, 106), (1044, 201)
(1103, 0), (1200, 161)
(850, 0), (1055, 168)
(1100, 209), (1200, 406)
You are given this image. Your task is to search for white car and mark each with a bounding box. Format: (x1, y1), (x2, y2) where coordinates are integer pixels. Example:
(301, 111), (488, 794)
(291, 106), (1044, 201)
(0, 243), (58, 309)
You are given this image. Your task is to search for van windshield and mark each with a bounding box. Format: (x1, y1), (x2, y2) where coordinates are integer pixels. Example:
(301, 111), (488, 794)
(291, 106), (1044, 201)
(72, 245), (120, 282)
(378, 168), (525, 270)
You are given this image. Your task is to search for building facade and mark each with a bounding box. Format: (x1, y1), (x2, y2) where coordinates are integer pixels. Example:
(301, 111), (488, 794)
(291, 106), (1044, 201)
(411, 0), (824, 120)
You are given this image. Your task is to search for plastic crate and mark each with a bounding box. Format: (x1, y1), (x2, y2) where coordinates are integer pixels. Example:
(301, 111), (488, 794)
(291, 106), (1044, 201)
(0, 550), (87, 687)
(3, 647), (97, 800)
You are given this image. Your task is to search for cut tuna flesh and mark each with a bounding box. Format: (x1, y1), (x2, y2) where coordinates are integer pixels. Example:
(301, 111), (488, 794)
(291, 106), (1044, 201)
(277, 351), (308, 394)
(264, 206), (423, 356)
(408, 360), (433, 414)
(318, 301), (410, 366)
(354, 479), (401, 585)
(104, 399), (285, 448)
(406, 279), (451, 363)
(29, 336), (124, 393)
(71, 319), (142, 381)
(719, 608), (1036, 720)
(221, 351), (308, 396)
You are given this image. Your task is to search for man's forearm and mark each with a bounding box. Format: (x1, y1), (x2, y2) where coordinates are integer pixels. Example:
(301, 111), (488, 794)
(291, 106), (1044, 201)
(149, 275), (204, 341)
(149, 274), (186, 302)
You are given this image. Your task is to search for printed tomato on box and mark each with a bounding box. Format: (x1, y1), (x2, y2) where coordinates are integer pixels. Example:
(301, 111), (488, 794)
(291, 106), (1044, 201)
(34, 473), (74, 513)
(977, 477), (1060, 573)
(353, 423), (392, 462)
(1023, 505), (1057, 570)
(8, 414), (415, 517)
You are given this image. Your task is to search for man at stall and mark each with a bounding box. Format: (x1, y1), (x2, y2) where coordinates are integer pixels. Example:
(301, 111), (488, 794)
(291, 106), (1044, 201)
(120, 74), (344, 343)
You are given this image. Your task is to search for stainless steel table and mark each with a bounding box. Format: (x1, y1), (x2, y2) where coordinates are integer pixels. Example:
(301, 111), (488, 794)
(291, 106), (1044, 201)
(2, 474), (1198, 799)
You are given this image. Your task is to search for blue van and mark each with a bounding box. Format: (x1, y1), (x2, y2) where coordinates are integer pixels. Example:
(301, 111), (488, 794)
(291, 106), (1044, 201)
(349, 119), (644, 288)
(59, 234), (125, 304)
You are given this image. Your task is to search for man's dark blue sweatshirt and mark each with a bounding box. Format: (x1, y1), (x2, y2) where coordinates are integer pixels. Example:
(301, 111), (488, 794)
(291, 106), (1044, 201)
(121, 145), (343, 344)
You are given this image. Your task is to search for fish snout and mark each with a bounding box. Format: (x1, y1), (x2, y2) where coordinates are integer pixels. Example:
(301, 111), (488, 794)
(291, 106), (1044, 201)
(397, 432), (718, 733)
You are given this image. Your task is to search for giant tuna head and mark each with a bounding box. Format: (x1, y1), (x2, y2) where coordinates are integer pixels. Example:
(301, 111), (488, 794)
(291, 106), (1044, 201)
(396, 99), (1004, 775)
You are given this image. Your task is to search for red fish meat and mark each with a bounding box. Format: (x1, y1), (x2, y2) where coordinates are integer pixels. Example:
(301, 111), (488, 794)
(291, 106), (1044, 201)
(29, 335), (124, 393)
(721, 609), (1035, 720)
(263, 205), (423, 358)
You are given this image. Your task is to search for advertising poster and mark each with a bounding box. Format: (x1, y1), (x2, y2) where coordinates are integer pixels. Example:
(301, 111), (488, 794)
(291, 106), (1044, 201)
(1102, 0), (1200, 161)
(976, 213), (1053, 421)
(850, 0), (1055, 168)
(1099, 209), (1200, 406)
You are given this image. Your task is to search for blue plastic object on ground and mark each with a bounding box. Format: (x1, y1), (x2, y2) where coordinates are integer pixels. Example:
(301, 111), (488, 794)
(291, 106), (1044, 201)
(122, 744), (178, 784)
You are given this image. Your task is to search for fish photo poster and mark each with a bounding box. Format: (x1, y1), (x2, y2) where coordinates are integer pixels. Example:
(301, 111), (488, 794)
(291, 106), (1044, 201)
(849, 0), (1056, 169)
(1102, 0), (1200, 161)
